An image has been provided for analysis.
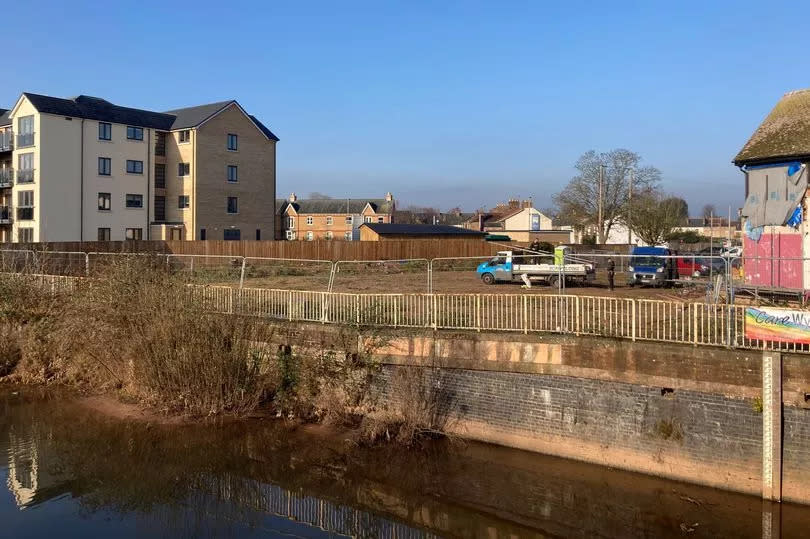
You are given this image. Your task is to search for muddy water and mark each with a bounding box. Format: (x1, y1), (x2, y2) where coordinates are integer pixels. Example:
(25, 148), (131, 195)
(0, 387), (807, 538)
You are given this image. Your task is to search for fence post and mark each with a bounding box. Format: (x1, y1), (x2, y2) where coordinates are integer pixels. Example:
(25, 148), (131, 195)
(239, 257), (247, 289)
(476, 294), (481, 332)
(321, 292), (327, 323)
(522, 294), (528, 334)
(693, 303), (699, 346)
(288, 290), (294, 321)
(84, 253), (90, 277)
(355, 294), (360, 327)
(631, 300), (636, 341)
(575, 296), (581, 335)
(432, 293), (437, 330)
(394, 296), (399, 328)
(228, 287), (233, 315)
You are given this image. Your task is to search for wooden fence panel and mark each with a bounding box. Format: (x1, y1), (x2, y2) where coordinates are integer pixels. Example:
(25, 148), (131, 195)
(4, 239), (509, 261)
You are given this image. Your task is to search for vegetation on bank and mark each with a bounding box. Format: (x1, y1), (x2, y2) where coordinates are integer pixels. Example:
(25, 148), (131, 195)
(0, 258), (456, 445)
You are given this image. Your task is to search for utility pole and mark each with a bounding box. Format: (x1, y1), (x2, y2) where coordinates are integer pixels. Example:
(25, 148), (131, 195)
(627, 168), (634, 244)
(598, 164), (605, 244)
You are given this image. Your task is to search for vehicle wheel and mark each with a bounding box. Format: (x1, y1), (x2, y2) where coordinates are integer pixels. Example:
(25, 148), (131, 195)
(547, 275), (559, 287)
(481, 272), (495, 285)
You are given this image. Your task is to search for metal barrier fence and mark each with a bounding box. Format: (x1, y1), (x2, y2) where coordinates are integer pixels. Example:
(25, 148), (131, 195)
(5, 272), (808, 353)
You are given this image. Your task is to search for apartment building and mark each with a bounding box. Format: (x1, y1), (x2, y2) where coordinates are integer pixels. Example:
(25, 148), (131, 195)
(277, 192), (395, 240)
(0, 92), (278, 242)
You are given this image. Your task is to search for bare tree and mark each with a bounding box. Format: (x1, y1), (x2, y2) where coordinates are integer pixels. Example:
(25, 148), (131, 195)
(553, 149), (661, 243)
(701, 204), (716, 219)
(627, 193), (685, 246)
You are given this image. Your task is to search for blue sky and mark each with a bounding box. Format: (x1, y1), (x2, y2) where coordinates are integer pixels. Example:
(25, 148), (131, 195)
(3, 1), (808, 215)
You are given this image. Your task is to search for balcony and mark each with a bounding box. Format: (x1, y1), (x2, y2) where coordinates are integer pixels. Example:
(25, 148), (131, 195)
(16, 169), (34, 184)
(0, 206), (10, 225)
(16, 206), (33, 221)
(0, 169), (12, 188)
(0, 131), (12, 152)
(17, 132), (34, 148)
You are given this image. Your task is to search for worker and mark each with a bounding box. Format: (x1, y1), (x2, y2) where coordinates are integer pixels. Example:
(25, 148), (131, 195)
(607, 258), (615, 291)
(529, 239), (541, 264)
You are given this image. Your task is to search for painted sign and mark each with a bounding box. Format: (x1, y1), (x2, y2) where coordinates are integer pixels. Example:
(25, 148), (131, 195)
(745, 306), (810, 344)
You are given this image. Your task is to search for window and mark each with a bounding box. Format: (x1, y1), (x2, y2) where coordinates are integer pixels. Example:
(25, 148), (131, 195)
(285, 230), (296, 240)
(325, 231), (333, 240)
(125, 194), (143, 208)
(155, 132), (166, 156)
(17, 116), (34, 147)
(98, 157), (111, 176)
(378, 216), (385, 223)
(227, 197), (238, 214)
(305, 231), (313, 241)
(178, 195), (190, 209)
(178, 162), (190, 177)
(200, 229), (206, 240)
(155, 195), (166, 221)
(344, 231), (352, 241)
(155, 163), (166, 188)
(364, 216), (372, 223)
(98, 192), (111, 211)
(306, 216), (313, 226)
(326, 216), (333, 226)
(227, 165), (238, 183)
(98, 122), (111, 141)
(125, 228), (143, 240)
(178, 130), (190, 143)
(97, 228), (110, 241)
(17, 190), (33, 221)
(126, 160), (143, 174)
(345, 215), (353, 225)
(126, 126), (143, 140)
(18, 153), (34, 183)
(224, 229), (241, 241)
(227, 133), (238, 151)
(255, 229), (261, 240)
(18, 228), (33, 243)
(287, 216), (295, 228)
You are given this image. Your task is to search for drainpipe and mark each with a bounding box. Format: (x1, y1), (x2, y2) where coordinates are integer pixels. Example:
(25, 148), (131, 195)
(79, 118), (84, 241)
(147, 129), (151, 240)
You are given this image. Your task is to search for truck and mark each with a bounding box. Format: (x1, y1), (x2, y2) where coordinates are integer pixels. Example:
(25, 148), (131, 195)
(476, 249), (596, 286)
(627, 246), (677, 287)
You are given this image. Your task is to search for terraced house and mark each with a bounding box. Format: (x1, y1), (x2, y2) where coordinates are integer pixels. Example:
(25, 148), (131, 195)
(277, 192), (395, 240)
(0, 92), (278, 242)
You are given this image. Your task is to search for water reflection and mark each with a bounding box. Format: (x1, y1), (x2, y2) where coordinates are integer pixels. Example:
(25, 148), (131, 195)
(1, 387), (809, 538)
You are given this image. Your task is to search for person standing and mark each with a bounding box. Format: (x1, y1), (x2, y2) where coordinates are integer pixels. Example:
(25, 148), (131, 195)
(607, 258), (615, 291)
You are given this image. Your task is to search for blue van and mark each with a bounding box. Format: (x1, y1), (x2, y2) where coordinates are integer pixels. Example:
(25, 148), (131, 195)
(628, 246), (676, 287)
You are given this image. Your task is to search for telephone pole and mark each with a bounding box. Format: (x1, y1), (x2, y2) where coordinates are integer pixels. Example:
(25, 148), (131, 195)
(598, 164), (605, 244)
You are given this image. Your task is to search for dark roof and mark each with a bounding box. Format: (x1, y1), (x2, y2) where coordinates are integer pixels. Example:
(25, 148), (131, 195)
(281, 198), (394, 215)
(735, 89), (810, 164)
(12, 93), (278, 140)
(22, 93), (176, 130)
(361, 223), (486, 236)
(0, 109), (10, 127)
(164, 100), (233, 130)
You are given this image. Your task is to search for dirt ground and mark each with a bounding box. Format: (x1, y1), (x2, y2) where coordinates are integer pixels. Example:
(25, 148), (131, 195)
(210, 268), (716, 301)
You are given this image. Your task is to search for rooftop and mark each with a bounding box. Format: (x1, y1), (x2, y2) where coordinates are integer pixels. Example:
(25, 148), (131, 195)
(5, 93), (278, 140)
(280, 198), (394, 215)
(361, 223), (486, 236)
(734, 89), (810, 165)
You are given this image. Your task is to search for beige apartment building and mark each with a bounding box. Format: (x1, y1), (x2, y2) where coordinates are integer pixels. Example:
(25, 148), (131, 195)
(0, 93), (277, 242)
(277, 192), (395, 240)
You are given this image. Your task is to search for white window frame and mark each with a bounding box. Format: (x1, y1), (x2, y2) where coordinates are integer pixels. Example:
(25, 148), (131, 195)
(305, 231), (314, 241)
(306, 216), (313, 226)
(344, 231), (352, 241)
(364, 216), (372, 223)
(325, 231), (333, 240)
(345, 215), (353, 225)
(326, 216), (333, 226)
(287, 216), (295, 229)
(285, 230), (296, 240)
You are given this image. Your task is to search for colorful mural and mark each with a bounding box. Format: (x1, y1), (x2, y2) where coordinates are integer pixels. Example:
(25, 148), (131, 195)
(745, 306), (810, 344)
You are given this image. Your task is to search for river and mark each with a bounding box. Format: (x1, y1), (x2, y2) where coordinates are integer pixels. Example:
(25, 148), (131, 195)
(0, 387), (808, 538)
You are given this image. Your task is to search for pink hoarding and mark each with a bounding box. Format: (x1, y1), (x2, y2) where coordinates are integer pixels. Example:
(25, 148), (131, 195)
(743, 231), (803, 290)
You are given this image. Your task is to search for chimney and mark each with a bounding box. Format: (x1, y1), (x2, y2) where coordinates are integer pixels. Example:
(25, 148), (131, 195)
(478, 212), (483, 231)
(508, 198), (519, 209)
(385, 192), (393, 202)
(289, 192), (297, 203)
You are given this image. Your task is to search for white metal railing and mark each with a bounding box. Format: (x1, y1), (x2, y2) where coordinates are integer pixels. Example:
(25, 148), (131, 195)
(5, 263), (810, 354)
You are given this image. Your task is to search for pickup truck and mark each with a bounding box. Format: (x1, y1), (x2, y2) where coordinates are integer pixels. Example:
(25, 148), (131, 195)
(477, 250), (595, 286)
